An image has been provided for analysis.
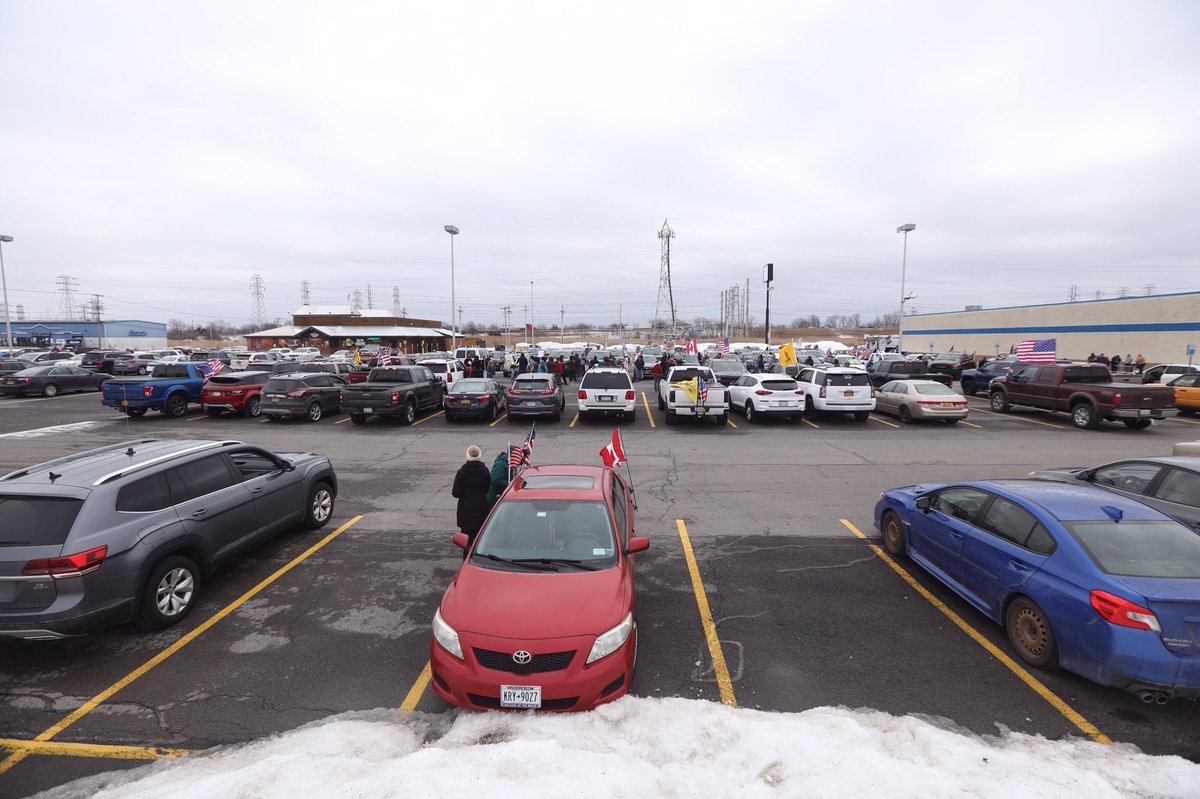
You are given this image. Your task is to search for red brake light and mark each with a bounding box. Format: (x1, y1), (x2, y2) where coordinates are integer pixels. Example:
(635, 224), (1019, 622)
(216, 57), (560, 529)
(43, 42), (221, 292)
(23, 546), (107, 578)
(755, 390), (771, 396)
(625, 390), (635, 400)
(143, 386), (153, 397)
(18, 378), (32, 383)
(542, 388), (555, 395)
(1090, 590), (1161, 633)
(478, 395), (490, 404)
(287, 389), (308, 397)
(794, 390), (804, 395)
(579, 391), (587, 400)
(1113, 393), (1121, 406)
(391, 391), (400, 404)
(447, 374), (453, 383)
(339, 392), (345, 404)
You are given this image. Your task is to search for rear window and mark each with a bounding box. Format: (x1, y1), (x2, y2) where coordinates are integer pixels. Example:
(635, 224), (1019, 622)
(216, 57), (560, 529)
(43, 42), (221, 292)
(826, 372), (869, 386)
(117, 473), (173, 513)
(153, 365), (192, 378)
(669, 368), (706, 382)
(264, 378), (302, 392)
(914, 383), (956, 395)
(762, 380), (798, 391)
(1068, 521), (1200, 578)
(423, 362), (447, 373)
(513, 378), (553, 392)
(581, 372), (633, 390)
(0, 496), (84, 545)
(208, 373), (266, 386)
(452, 379), (491, 394)
(1065, 366), (1110, 383)
(369, 369), (413, 383)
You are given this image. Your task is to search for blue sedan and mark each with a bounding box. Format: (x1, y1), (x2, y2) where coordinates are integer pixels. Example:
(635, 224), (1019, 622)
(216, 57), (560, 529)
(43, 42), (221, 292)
(874, 480), (1200, 703)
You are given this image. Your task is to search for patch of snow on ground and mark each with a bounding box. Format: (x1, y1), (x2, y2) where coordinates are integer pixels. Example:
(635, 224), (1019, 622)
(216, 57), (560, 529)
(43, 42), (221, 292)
(38, 698), (1200, 799)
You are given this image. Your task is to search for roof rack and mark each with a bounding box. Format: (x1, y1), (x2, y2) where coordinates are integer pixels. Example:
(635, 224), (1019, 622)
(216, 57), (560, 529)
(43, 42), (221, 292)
(0, 440), (159, 482)
(92, 440), (243, 486)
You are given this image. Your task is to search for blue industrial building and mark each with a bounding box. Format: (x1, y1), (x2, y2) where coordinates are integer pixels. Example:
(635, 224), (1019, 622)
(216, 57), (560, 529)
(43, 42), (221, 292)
(4, 320), (168, 350)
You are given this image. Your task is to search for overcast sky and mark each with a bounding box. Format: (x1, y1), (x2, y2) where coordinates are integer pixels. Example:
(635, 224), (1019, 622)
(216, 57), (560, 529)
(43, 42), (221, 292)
(1, 1), (1197, 330)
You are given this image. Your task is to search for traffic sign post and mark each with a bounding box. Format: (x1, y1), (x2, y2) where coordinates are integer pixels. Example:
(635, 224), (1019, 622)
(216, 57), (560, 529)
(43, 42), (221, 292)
(1188, 344), (1195, 366)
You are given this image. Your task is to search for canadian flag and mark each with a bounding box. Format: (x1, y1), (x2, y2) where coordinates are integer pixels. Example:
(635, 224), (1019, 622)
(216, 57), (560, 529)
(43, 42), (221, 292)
(599, 429), (627, 469)
(685, 338), (698, 356)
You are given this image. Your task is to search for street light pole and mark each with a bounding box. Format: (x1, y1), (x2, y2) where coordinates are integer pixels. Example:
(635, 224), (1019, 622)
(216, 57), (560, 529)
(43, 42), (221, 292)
(0, 235), (13, 352)
(896, 224), (916, 351)
(763, 262), (774, 346)
(529, 281), (534, 344)
(444, 225), (459, 352)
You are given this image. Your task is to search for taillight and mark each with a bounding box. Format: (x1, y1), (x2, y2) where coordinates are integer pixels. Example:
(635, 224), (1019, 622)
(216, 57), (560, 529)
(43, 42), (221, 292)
(391, 391), (400, 405)
(952, 401), (967, 407)
(143, 386), (154, 397)
(447, 374), (453, 383)
(1090, 590), (1161, 633)
(339, 392), (345, 404)
(230, 389), (245, 395)
(542, 389), (555, 395)
(18, 378), (32, 383)
(625, 391), (635, 400)
(22, 546), (107, 579)
(1113, 393), (1121, 406)
(287, 389), (308, 397)
(755, 390), (771, 396)
(478, 395), (490, 404)
(794, 390), (804, 395)
(579, 391), (587, 400)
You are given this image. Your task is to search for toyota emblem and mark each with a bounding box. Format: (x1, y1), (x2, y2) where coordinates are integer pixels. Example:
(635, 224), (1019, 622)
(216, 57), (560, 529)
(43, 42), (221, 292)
(512, 650), (532, 665)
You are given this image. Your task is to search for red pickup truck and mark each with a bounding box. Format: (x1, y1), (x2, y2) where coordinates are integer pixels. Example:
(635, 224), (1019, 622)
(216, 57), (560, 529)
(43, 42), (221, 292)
(988, 363), (1177, 430)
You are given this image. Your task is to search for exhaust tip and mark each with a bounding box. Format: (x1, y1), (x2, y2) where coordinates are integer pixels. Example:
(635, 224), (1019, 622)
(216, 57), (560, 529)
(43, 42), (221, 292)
(1155, 693), (1171, 705)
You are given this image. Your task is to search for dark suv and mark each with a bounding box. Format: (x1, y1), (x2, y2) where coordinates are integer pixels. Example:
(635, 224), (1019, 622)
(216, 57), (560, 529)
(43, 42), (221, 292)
(0, 439), (338, 639)
(261, 373), (346, 421)
(81, 351), (127, 374)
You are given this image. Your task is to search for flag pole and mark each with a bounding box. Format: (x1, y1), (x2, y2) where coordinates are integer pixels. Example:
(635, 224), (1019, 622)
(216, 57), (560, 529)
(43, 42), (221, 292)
(507, 441), (512, 483)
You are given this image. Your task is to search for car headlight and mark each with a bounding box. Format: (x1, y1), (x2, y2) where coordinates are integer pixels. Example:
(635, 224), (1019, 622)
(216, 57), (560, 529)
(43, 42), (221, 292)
(432, 608), (463, 659)
(586, 612), (634, 665)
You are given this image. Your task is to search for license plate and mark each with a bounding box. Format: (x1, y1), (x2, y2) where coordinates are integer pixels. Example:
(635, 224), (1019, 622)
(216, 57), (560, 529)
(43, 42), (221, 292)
(272, 397), (281, 403)
(500, 685), (542, 709)
(523, 401), (538, 407)
(211, 392), (223, 397)
(120, 400), (129, 406)
(1139, 409), (1150, 416)
(599, 395), (615, 402)
(940, 402), (954, 408)
(844, 391), (854, 397)
(778, 400), (793, 407)
(363, 407), (373, 413)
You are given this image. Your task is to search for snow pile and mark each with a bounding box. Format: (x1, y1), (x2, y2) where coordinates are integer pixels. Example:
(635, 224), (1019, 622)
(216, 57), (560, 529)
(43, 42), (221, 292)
(44, 698), (1200, 799)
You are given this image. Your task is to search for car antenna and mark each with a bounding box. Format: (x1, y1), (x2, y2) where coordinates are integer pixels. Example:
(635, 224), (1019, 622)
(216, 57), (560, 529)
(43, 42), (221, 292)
(48, 471), (61, 483)
(1101, 505), (1124, 523)
(126, 446), (136, 456)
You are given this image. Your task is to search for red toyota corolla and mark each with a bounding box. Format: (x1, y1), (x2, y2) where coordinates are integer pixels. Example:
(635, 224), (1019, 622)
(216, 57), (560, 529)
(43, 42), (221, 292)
(430, 465), (650, 711)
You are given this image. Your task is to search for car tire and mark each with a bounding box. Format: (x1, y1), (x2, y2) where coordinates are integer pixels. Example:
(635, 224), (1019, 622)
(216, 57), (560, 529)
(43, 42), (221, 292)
(303, 481), (335, 529)
(490, 403), (498, 422)
(244, 397), (261, 418)
(658, 395), (666, 410)
(444, 412), (455, 423)
(880, 511), (906, 557)
(664, 408), (675, 425)
(945, 418), (961, 425)
(1005, 597), (1059, 670)
(744, 402), (756, 423)
(804, 397), (817, 420)
(137, 366), (148, 375)
(898, 405), (914, 424)
(989, 391), (1010, 413)
(164, 393), (188, 418)
(205, 408), (222, 417)
(136, 556), (201, 629)
(126, 407), (148, 417)
(714, 413), (726, 425)
(854, 411), (870, 422)
(1123, 418), (1152, 430)
(350, 414), (366, 426)
(961, 379), (976, 396)
(42, 383), (59, 397)
(1070, 402), (1098, 429)
(402, 401), (416, 425)
(307, 401), (323, 422)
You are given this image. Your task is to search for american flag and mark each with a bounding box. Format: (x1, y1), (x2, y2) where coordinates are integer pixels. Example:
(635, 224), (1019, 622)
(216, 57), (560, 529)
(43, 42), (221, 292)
(1013, 338), (1056, 363)
(698, 377), (709, 404)
(522, 423), (536, 460)
(508, 444), (525, 471)
(718, 338), (730, 353)
(378, 350), (392, 367)
(197, 360), (225, 379)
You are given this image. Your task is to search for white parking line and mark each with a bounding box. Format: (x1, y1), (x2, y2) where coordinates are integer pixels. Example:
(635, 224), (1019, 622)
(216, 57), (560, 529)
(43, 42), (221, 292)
(0, 393), (97, 407)
(0, 420), (113, 439)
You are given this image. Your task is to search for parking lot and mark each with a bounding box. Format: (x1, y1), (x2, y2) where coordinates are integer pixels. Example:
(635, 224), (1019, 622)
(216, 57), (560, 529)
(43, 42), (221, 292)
(2, 384), (1199, 797)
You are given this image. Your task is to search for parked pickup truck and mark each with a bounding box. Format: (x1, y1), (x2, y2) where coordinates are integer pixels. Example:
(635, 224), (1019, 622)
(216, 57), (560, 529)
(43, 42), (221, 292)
(339, 365), (446, 425)
(989, 363), (1178, 430)
(866, 360), (953, 389)
(101, 363), (207, 418)
(656, 365), (728, 425)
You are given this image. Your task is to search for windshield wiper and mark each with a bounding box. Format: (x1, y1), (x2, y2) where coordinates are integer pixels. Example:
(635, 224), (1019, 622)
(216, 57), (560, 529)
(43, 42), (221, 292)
(511, 557), (600, 571)
(476, 553), (555, 571)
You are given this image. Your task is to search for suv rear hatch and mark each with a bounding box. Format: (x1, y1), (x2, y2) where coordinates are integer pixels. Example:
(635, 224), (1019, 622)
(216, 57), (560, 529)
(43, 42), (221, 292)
(580, 371), (633, 406)
(822, 371), (872, 404)
(0, 494), (87, 611)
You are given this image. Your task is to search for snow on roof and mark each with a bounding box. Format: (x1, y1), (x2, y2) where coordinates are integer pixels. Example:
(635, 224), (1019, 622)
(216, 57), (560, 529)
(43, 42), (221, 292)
(291, 306), (396, 318)
(245, 326), (300, 337)
(45, 697), (1199, 798)
(247, 325), (448, 338)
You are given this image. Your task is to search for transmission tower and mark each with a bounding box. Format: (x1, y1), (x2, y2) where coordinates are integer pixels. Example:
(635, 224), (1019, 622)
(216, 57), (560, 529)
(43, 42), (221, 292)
(392, 286), (401, 317)
(1143, 283), (1156, 296)
(56, 275), (80, 320)
(15, 304), (25, 321)
(300, 280), (311, 306)
(250, 275), (267, 327)
(351, 289), (364, 311)
(1068, 284), (1079, 302)
(655, 220), (677, 335)
(366, 284), (374, 308)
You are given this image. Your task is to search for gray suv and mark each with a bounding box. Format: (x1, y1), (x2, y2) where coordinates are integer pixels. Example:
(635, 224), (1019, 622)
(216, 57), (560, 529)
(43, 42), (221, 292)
(0, 439), (338, 640)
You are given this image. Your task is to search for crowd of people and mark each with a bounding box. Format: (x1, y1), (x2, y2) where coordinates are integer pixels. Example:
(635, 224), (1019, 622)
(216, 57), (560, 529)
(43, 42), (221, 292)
(1086, 352), (1146, 374)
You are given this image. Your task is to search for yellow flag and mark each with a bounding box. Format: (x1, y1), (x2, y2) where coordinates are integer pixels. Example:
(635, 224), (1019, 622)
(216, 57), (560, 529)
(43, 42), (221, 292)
(670, 378), (700, 405)
(778, 343), (797, 368)
(353, 349), (362, 367)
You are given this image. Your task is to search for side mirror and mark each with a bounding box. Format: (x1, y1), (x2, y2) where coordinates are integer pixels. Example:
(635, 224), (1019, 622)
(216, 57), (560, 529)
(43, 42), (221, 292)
(281, 460), (295, 472)
(915, 496), (931, 512)
(1075, 469), (1092, 482)
(626, 537), (650, 555)
(452, 533), (469, 551)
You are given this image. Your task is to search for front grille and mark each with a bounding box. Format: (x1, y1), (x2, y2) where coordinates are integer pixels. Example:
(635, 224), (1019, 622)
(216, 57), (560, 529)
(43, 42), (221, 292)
(473, 648), (575, 675)
(468, 694), (578, 710)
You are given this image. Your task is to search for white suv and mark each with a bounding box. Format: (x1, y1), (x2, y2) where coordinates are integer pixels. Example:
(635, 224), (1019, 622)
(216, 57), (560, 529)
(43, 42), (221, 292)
(795, 366), (875, 421)
(578, 367), (636, 420)
(418, 358), (465, 388)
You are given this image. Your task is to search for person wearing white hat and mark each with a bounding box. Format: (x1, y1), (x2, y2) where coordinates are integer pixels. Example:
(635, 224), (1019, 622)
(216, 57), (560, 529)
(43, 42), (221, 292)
(452, 445), (491, 559)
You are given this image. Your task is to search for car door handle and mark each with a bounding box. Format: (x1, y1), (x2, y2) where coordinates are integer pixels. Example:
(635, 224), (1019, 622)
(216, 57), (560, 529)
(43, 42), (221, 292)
(948, 530), (962, 539)
(191, 509), (209, 518)
(250, 487), (265, 495)
(1010, 560), (1032, 573)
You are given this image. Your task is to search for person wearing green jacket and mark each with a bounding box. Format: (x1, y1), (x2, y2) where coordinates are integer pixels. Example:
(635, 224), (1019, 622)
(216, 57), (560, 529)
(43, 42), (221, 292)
(486, 449), (512, 507)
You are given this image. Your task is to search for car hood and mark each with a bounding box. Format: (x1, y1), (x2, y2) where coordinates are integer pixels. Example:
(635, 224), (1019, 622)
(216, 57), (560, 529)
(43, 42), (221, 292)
(442, 565), (628, 639)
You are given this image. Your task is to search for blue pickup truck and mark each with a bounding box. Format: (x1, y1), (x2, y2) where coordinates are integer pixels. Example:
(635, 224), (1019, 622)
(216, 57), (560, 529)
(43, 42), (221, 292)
(101, 363), (207, 417)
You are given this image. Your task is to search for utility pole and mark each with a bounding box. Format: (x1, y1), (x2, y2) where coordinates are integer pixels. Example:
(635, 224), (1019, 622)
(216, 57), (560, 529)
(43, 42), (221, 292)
(366, 284), (374, 309)
(529, 281), (534, 344)
(618, 304), (624, 348)
(57, 275), (80, 321)
(300, 280), (311, 306)
(91, 294), (105, 348)
(500, 305), (512, 350)
(763, 263), (774, 345)
(392, 286), (401, 318)
(559, 305), (565, 345)
(743, 278), (751, 337)
(1067, 283), (1078, 303)
(523, 305), (528, 343)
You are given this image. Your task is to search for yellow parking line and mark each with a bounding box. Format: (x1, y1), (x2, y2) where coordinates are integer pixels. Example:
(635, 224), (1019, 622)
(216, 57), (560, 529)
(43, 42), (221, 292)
(676, 520), (737, 707)
(259, 418), (270, 423)
(185, 415), (207, 422)
(0, 738), (192, 762)
(969, 407), (1064, 429)
(399, 661), (432, 713)
(334, 417), (353, 425)
(411, 410), (444, 426)
(870, 415), (900, 429)
(0, 514), (365, 777)
(960, 421), (984, 429)
(641, 392), (656, 428)
(802, 418), (820, 429)
(837, 519), (1110, 745)
(569, 412), (580, 428)
(489, 413), (508, 427)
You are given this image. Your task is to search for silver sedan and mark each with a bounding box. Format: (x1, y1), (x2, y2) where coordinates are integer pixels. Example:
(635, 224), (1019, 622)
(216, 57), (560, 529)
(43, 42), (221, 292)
(874, 379), (969, 424)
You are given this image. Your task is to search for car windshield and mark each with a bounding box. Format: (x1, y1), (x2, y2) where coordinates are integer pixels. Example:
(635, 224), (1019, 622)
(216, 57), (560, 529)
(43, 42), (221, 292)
(473, 500), (618, 568)
(512, 378), (553, 392)
(915, 383), (956, 395)
(0, 496), (84, 546)
(1067, 521), (1200, 578)
(581, 372), (632, 389)
(453, 380), (491, 394)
